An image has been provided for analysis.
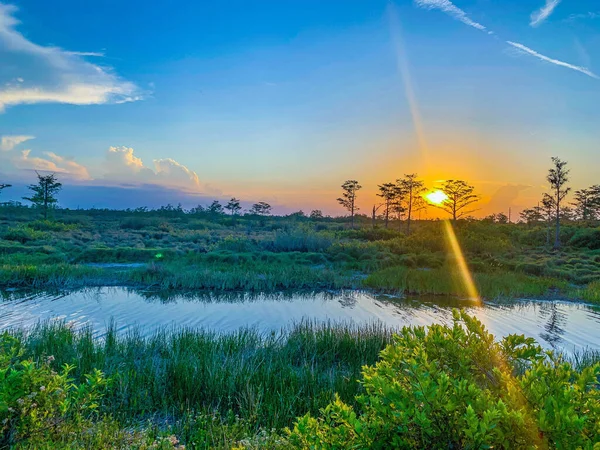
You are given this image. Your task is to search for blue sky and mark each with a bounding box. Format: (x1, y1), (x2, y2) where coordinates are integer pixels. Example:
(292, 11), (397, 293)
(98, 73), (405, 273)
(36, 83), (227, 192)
(1, 0), (599, 214)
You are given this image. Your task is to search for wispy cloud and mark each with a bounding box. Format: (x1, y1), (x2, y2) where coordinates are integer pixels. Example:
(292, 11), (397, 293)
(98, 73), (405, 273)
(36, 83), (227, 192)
(530, 0), (561, 27)
(0, 3), (144, 112)
(566, 11), (600, 22)
(414, 0), (486, 31)
(0, 135), (34, 151)
(507, 41), (598, 79)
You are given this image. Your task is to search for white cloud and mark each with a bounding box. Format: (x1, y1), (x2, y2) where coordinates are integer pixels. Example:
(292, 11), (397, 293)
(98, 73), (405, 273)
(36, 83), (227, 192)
(530, 0), (561, 27)
(414, 0), (487, 31)
(13, 149), (91, 179)
(0, 3), (144, 112)
(0, 134), (34, 151)
(507, 41), (598, 79)
(104, 146), (201, 191)
(566, 11), (600, 22)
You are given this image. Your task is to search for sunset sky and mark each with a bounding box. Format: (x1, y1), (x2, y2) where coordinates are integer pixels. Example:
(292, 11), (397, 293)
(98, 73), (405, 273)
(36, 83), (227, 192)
(1, 0), (598, 216)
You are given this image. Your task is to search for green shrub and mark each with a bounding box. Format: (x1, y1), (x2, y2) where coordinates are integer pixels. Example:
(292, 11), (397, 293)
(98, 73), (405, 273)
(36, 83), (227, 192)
(27, 220), (77, 232)
(0, 333), (108, 447)
(288, 311), (600, 449)
(2, 226), (48, 244)
(569, 228), (600, 250)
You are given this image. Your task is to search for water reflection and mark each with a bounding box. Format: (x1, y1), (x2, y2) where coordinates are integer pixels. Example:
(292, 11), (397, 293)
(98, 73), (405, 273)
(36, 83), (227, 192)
(1, 287), (599, 354)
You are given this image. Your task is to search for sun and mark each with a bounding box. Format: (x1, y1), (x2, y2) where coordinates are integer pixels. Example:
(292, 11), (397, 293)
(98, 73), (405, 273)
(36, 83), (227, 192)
(425, 190), (448, 205)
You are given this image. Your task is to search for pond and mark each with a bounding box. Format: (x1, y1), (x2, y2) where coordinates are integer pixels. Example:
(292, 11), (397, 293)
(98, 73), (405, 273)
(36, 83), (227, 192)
(1, 288), (599, 354)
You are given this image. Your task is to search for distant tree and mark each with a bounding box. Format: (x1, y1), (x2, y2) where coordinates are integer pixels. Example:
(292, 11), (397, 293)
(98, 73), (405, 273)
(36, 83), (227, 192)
(496, 212), (509, 224)
(397, 174), (427, 234)
(541, 196), (555, 246)
(23, 172), (62, 219)
(288, 210), (306, 219)
(337, 180), (362, 229)
(436, 180), (479, 222)
(206, 200), (225, 216)
(250, 201), (272, 216)
(519, 206), (543, 226)
(543, 157), (570, 249)
(225, 198), (242, 216)
(572, 186), (600, 221)
(310, 210), (324, 219)
(0, 183), (11, 193)
(377, 182), (402, 228)
(190, 204), (205, 215)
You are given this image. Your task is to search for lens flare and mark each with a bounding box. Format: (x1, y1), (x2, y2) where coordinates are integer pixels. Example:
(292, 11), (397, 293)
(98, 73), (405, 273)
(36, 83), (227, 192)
(425, 190), (448, 205)
(443, 220), (480, 302)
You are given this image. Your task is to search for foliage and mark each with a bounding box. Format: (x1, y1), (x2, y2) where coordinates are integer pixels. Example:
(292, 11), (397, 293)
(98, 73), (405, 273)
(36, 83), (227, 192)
(337, 180), (362, 228)
(288, 311), (600, 449)
(23, 173), (63, 219)
(0, 333), (108, 447)
(436, 179), (479, 221)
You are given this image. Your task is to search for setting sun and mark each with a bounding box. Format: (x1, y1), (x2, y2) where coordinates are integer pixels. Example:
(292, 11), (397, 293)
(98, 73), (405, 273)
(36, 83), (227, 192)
(425, 190), (448, 205)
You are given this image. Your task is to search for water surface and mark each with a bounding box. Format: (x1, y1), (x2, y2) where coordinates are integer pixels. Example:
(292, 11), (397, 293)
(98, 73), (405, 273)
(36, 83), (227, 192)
(1, 288), (599, 354)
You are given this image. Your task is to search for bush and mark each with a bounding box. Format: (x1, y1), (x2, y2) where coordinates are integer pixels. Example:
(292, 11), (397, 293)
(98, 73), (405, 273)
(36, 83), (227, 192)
(288, 311), (600, 449)
(569, 228), (600, 250)
(0, 333), (108, 446)
(27, 220), (77, 232)
(2, 226), (48, 244)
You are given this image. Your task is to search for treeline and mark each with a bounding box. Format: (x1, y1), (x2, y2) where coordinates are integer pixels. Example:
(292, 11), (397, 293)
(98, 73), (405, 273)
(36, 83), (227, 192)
(1, 157), (599, 249)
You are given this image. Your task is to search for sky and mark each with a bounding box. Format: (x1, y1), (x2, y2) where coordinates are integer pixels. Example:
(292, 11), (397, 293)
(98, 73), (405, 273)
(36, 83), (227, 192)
(0, 0), (598, 216)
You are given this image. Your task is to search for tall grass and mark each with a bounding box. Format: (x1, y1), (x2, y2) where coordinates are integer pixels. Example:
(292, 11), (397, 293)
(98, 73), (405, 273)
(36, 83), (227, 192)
(363, 266), (569, 299)
(15, 321), (392, 431)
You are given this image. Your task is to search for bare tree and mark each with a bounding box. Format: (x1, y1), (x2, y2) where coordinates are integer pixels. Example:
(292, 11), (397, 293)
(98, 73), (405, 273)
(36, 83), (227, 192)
(543, 157), (570, 249)
(377, 182), (402, 228)
(23, 172), (62, 219)
(337, 180), (362, 229)
(397, 173), (427, 234)
(436, 180), (479, 222)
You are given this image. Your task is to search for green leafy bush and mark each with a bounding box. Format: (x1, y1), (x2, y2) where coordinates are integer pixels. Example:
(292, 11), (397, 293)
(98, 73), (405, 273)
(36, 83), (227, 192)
(0, 333), (108, 446)
(288, 311), (600, 449)
(2, 226), (48, 244)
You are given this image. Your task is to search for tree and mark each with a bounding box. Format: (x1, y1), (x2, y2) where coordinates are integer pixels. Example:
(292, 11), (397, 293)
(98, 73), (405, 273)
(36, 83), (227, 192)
(207, 200), (224, 216)
(541, 196), (554, 246)
(225, 198), (242, 216)
(23, 172), (62, 219)
(309, 210), (323, 219)
(572, 186), (600, 221)
(337, 180), (362, 229)
(436, 180), (479, 222)
(397, 173), (427, 234)
(250, 201), (272, 216)
(543, 157), (570, 249)
(377, 183), (402, 228)
(0, 183), (11, 192)
(519, 206), (543, 226)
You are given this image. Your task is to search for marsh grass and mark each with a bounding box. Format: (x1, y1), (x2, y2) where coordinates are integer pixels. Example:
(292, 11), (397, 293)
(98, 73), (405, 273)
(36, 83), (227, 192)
(15, 321), (392, 432)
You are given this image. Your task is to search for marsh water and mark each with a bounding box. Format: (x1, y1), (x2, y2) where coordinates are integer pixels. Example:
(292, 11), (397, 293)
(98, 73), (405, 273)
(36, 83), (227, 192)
(1, 288), (599, 353)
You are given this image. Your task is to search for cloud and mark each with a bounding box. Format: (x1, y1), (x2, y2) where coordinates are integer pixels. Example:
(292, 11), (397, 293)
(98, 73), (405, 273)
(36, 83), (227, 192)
(13, 149), (90, 179)
(0, 134), (34, 151)
(530, 0), (561, 27)
(104, 146), (201, 191)
(506, 41), (598, 79)
(566, 11), (600, 22)
(414, 0), (487, 31)
(0, 3), (144, 112)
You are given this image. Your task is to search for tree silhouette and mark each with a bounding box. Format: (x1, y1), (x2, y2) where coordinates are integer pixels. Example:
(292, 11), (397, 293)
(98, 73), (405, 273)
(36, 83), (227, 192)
(23, 172), (62, 219)
(337, 180), (362, 229)
(397, 173), (427, 234)
(0, 183), (11, 198)
(543, 157), (570, 249)
(436, 180), (479, 222)
(207, 200), (224, 215)
(309, 210), (323, 219)
(572, 185), (600, 221)
(250, 202), (272, 216)
(377, 182), (402, 228)
(225, 198), (242, 216)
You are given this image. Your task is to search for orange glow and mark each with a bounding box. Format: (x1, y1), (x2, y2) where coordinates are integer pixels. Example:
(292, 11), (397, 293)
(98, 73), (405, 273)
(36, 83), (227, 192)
(425, 190), (448, 205)
(443, 220), (480, 302)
